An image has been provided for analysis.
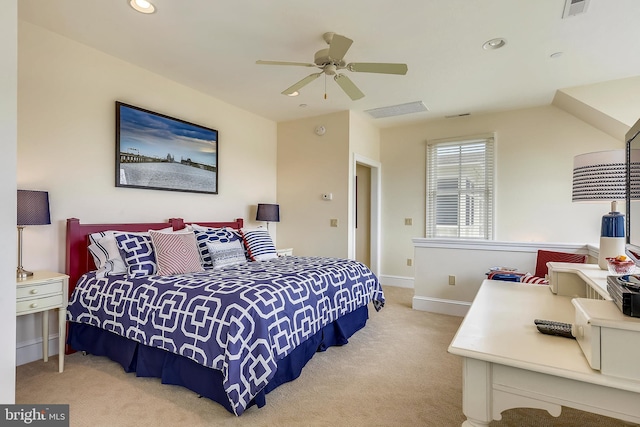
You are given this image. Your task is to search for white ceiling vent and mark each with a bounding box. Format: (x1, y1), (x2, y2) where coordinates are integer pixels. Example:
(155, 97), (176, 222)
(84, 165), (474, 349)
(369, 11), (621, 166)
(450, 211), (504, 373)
(562, 0), (590, 18)
(365, 101), (428, 119)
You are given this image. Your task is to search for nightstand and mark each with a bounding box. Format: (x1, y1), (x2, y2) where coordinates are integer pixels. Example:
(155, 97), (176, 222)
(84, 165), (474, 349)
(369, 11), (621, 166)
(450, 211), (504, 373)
(276, 248), (293, 257)
(16, 271), (69, 373)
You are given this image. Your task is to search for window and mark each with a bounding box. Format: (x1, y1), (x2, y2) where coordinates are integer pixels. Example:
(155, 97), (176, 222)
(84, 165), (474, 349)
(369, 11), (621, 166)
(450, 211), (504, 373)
(426, 135), (494, 239)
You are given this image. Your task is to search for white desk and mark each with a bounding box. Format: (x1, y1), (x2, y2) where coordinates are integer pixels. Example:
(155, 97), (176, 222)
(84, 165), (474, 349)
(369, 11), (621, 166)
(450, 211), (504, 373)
(546, 262), (610, 300)
(448, 280), (640, 426)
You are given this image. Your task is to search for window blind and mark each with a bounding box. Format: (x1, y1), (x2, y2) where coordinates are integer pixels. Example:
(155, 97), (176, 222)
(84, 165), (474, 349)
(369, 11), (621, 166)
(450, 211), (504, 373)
(426, 136), (494, 239)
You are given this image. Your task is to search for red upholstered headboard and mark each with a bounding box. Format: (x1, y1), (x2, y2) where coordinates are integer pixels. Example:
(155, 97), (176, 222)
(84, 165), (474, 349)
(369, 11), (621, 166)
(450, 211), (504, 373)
(65, 217), (244, 296)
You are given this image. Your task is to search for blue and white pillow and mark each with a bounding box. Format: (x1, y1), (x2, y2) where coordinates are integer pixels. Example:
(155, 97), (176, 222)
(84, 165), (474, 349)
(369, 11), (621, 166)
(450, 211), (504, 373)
(115, 232), (157, 278)
(205, 240), (248, 270)
(88, 231), (127, 277)
(193, 227), (241, 267)
(241, 227), (278, 261)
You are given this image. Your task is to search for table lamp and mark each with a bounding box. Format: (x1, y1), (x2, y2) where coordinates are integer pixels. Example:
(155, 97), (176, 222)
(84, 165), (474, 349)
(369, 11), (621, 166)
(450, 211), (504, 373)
(256, 203), (280, 230)
(572, 150), (625, 269)
(17, 190), (51, 279)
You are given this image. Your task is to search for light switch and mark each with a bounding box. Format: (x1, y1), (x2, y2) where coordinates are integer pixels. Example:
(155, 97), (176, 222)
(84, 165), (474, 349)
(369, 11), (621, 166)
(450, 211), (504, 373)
(330, 219), (338, 227)
(405, 218), (413, 226)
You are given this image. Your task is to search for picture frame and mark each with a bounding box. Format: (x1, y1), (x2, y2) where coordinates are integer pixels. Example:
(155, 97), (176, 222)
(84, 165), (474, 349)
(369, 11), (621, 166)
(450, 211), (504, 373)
(115, 101), (218, 194)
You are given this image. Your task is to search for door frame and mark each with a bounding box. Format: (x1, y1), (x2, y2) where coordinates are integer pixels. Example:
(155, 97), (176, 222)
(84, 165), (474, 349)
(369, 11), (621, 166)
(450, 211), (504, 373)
(350, 154), (381, 277)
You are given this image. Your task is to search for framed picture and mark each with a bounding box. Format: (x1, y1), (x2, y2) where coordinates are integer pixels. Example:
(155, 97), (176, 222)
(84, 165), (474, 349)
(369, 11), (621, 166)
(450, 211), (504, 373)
(115, 101), (218, 194)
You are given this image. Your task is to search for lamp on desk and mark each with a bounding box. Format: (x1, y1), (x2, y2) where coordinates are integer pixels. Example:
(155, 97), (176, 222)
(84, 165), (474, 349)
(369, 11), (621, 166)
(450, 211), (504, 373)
(572, 150), (626, 270)
(256, 203), (280, 230)
(17, 190), (51, 279)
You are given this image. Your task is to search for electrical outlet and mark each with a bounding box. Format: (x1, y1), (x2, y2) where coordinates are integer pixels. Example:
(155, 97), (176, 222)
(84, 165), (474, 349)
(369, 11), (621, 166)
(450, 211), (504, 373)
(407, 258), (412, 266)
(405, 218), (413, 226)
(448, 275), (456, 286)
(330, 218), (338, 227)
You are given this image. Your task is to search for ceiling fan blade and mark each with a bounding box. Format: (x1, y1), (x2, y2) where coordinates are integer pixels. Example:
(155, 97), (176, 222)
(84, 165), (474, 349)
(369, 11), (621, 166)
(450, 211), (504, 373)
(281, 73), (323, 95)
(256, 60), (317, 67)
(334, 74), (364, 100)
(328, 34), (353, 61)
(347, 62), (408, 75)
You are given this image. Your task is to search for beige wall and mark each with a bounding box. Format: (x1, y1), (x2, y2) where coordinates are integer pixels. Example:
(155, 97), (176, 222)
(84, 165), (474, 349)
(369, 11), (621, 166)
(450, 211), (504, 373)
(1, 0), (18, 403)
(381, 105), (623, 279)
(347, 111), (381, 261)
(276, 110), (381, 261)
(277, 111), (350, 257)
(16, 22), (277, 359)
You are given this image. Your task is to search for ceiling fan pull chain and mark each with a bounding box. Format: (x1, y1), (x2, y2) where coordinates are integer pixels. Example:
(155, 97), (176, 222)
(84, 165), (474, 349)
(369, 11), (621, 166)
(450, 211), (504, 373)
(324, 74), (327, 99)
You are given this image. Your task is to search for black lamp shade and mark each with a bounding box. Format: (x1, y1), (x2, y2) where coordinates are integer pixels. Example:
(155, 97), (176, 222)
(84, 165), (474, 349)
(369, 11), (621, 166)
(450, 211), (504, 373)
(256, 203), (280, 222)
(17, 190), (51, 226)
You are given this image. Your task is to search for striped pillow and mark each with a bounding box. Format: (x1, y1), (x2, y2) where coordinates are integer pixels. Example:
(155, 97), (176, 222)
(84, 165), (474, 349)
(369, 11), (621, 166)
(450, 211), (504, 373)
(149, 230), (204, 276)
(520, 274), (549, 285)
(241, 227), (278, 261)
(88, 232), (127, 277)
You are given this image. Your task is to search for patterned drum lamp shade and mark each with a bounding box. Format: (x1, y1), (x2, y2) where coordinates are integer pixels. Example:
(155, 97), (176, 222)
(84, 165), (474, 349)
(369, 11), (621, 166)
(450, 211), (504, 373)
(572, 150), (626, 269)
(17, 190), (51, 279)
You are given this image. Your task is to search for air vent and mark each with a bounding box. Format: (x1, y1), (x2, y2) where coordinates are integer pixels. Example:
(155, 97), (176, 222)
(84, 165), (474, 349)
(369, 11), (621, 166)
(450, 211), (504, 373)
(365, 101), (428, 119)
(562, 0), (589, 18)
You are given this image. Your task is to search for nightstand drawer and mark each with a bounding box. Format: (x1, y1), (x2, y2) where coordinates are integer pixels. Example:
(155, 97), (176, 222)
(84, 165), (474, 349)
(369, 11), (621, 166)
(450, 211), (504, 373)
(16, 294), (64, 315)
(17, 281), (63, 299)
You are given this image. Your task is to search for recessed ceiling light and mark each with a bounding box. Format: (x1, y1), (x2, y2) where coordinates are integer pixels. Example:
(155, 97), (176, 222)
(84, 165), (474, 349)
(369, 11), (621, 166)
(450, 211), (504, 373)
(299, 104), (307, 108)
(287, 91), (299, 97)
(129, 0), (155, 14)
(550, 52), (564, 59)
(482, 38), (506, 50)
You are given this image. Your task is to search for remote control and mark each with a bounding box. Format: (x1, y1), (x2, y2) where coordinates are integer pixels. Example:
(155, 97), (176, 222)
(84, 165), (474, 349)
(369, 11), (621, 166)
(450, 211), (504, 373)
(536, 323), (575, 339)
(534, 319), (571, 328)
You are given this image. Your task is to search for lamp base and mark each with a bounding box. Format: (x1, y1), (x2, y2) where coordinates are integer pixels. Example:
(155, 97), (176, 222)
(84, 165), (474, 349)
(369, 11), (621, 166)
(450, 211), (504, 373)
(598, 236), (626, 270)
(17, 267), (33, 280)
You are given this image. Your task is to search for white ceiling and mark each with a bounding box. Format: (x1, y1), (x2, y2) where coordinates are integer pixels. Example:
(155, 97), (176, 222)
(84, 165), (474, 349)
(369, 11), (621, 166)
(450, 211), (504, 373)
(18, 0), (640, 127)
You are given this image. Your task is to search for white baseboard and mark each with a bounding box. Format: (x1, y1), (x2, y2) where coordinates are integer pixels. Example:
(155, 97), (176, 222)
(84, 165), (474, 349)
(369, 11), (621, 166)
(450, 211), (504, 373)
(412, 296), (469, 317)
(16, 335), (59, 366)
(379, 274), (414, 288)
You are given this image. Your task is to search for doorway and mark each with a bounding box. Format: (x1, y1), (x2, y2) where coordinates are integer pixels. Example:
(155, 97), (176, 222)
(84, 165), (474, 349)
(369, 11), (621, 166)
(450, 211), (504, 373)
(351, 154), (381, 277)
(355, 164), (371, 267)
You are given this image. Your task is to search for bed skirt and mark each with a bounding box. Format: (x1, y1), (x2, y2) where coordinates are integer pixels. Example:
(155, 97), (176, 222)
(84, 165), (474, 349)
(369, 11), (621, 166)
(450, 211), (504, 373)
(67, 304), (369, 414)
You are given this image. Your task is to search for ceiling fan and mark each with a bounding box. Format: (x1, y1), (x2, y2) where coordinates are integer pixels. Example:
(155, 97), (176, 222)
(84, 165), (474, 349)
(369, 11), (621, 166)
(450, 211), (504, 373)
(256, 32), (408, 101)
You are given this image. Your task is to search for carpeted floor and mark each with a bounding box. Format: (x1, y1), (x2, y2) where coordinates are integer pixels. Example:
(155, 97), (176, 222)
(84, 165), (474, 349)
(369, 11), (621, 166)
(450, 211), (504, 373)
(15, 286), (639, 426)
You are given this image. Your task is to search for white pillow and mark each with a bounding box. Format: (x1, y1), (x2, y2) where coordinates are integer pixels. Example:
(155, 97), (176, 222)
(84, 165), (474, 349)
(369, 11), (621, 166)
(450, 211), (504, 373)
(206, 240), (247, 269)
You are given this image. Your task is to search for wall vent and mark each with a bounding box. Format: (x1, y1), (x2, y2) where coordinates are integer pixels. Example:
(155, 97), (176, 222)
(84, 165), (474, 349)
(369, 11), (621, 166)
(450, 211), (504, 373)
(562, 0), (589, 18)
(365, 101), (428, 119)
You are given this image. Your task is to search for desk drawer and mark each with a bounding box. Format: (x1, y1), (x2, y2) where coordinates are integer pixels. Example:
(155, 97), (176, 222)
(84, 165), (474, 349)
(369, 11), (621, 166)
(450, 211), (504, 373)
(17, 281), (62, 299)
(573, 300), (600, 370)
(16, 294), (64, 315)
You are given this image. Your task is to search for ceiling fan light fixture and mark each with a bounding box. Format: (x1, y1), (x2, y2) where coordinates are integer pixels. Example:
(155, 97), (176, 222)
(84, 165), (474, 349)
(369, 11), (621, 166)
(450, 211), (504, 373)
(129, 0), (155, 14)
(482, 38), (506, 50)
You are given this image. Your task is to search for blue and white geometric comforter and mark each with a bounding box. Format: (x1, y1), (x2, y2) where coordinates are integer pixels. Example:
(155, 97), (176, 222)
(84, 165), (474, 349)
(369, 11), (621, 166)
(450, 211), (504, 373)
(67, 256), (384, 415)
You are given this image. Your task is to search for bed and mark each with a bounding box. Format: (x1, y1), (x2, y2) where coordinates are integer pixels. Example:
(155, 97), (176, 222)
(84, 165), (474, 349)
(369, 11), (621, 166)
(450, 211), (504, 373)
(65, 217), (385, 416)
